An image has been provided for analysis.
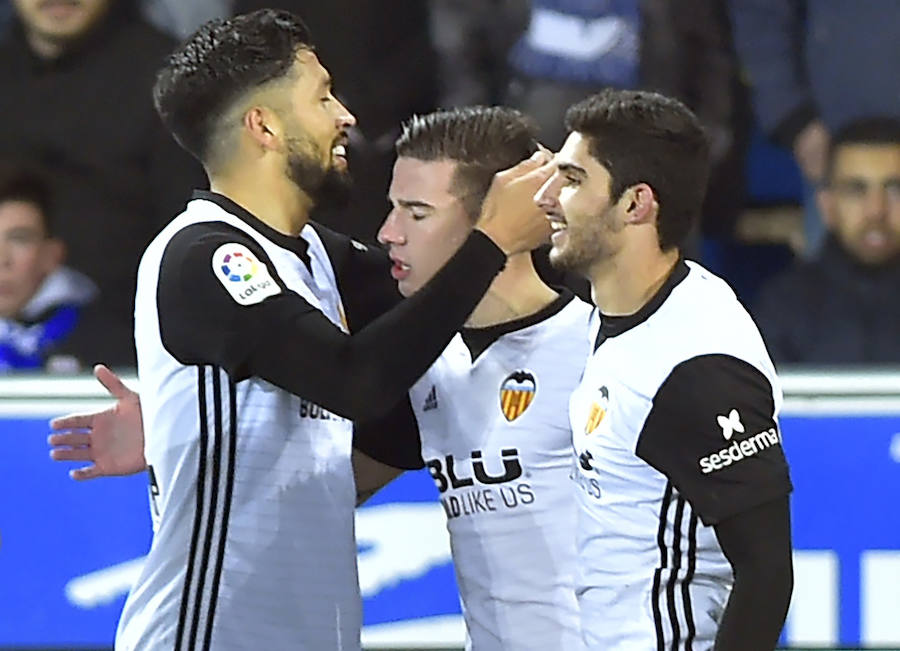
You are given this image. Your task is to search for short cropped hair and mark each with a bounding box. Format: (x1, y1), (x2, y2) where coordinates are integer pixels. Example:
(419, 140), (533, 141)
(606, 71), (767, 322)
(395, 106), (539, 221)
(153, 9), (314, 164)
(565, 89), (710, 251)
(0, 162), (54, 235)
(825, 117), (900, 182)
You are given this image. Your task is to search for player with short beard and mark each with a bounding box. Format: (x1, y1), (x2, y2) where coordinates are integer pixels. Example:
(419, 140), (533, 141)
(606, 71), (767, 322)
(536, 88), (793, 651)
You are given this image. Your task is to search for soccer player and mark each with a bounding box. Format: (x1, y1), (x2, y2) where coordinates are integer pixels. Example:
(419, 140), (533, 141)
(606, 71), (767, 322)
(535, 89), (793, 650)
(52, 106), (591, 651)
(363, 106), (591, 649)
(97, 9), (551, 651)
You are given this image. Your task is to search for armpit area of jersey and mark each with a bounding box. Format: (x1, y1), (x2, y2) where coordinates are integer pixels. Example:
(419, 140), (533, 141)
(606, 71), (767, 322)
(636, 353), (793, 525)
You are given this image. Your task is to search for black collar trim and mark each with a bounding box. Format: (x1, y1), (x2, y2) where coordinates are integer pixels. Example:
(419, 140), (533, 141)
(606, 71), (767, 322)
(598, 259), (689, 339)
(460, 288), (575, 361)
(192, 190), (311, 268)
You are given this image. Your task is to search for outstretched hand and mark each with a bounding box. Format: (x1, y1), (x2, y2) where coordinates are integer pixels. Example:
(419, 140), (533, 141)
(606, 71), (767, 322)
(48, 364), (147, 480)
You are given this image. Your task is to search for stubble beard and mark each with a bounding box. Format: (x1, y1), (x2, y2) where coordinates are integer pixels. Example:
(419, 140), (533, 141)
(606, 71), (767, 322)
(549, 205), (620, 276)
(286, 136), (352, 211)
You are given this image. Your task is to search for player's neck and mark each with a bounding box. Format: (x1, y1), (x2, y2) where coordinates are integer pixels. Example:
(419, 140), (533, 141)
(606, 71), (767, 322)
(588, 245), (680, 317)
(465, 253), (559, 328)
(209, 169), (313, 237)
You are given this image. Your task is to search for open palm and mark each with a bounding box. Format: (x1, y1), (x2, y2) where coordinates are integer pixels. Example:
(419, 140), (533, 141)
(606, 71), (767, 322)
(48, 364), (147, 480)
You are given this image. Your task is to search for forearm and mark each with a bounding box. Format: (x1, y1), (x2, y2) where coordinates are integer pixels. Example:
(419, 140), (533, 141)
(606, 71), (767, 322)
(246, 231), (504, 420)
(714, 496), (793, 650)
(715, 560), (793, 650)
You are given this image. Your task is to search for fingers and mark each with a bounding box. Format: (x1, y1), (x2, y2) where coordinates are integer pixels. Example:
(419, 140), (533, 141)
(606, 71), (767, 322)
(50, 447), (94, 462)
(496, 149), (554, 182)
(94, 364), (133, 400)
(48, 432), (92, 448)
(49, 413), (94, 431)
(70, 465), (101, 481)
(517, 158), (556, 186)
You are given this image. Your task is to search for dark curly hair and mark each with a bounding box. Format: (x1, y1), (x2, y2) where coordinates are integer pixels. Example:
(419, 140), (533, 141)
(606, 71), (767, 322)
(153, 9), (313, 164)
(565, 89), (710, 251)
(395, 106), (539, 221)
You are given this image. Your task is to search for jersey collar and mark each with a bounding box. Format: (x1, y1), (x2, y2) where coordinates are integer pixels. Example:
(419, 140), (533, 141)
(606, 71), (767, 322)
(596, 258), (689, 347)
(192, 190), (312, 269)
(461, 288), (576, 361)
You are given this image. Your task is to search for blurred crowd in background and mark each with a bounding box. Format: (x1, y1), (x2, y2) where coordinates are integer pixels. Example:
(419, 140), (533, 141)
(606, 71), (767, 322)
(0, 0), (897, 373)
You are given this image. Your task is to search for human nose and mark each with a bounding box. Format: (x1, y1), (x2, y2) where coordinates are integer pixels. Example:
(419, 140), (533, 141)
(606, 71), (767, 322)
(0, 241), (12, 269)
(535, 174), (562, 213)
(377, 210), (405, 246)
(335, 99), (356, 129)
(863, 186), (889, 222)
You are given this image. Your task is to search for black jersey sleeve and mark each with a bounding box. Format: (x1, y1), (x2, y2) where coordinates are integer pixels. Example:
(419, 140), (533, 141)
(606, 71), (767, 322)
(312, 225), (423, 469)
(635, 354), (792, 525)
(353, 398), (423, 470)
(311, 224), (404, 330)
(157, 222), (506, 422)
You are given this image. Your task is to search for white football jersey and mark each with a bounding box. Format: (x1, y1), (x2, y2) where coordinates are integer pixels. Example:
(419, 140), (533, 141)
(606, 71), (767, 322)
(119, 196), (359, 650)
(413, 292), (592, 651)
(570, 261), (791, 650)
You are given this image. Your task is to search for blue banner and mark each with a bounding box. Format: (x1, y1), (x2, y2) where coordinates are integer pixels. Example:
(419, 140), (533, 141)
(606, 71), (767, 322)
(0, 413), (898, 647)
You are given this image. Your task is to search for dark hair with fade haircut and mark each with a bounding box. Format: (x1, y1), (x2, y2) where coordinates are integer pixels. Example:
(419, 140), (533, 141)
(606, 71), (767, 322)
(825, 116), (900, 182)
(395, 106), (539, 221)
(153, 9), (314, 164)
(565, 89), (710, 251)
(0, 161), (55, 235)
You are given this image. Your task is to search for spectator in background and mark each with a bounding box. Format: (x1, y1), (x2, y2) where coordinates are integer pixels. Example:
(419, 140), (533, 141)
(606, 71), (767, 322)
(139, 0), (230, 39)
(0, 0), (205, 367)
(754, 118), (900, 365)
(729, 0), (900, 255)
(430, 0), (750, 290)
(0, 162), (98, 372)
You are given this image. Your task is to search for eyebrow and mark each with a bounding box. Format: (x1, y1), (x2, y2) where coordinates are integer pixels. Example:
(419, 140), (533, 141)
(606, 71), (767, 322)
(319, 74), (332, 91)
(557, 162), (587, 178)
(391, 198), (435, 210)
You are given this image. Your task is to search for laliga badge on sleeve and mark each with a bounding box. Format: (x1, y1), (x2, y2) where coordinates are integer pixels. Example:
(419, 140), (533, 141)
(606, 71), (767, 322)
(211, 242), (282, 306)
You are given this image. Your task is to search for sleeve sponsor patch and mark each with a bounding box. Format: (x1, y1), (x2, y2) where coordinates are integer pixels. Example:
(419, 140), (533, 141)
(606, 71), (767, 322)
(211, 242), (281, 306)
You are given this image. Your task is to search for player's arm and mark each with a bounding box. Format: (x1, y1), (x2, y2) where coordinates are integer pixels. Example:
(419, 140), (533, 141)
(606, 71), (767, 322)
(48, 365), (147, 480)
(311, 224), (404, 328)
(713, 496), (793, 650)
(351, 395), (422, 504)
(636, 354), (793, 651)
(352, 451), (404, 506)
(161, 156), (553, 422)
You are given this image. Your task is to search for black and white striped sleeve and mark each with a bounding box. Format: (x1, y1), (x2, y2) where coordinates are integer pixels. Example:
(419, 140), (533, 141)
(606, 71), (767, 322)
(156, 222), (506, 422)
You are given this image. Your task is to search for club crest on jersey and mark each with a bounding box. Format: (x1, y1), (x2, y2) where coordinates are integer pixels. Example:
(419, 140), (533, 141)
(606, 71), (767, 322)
(500, 370), (536, 422)
(584, 385), (609, 434)
(211, 242), (281, 306)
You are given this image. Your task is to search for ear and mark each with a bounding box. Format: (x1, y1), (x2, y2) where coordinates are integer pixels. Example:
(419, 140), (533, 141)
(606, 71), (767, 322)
(817, 186), (836, 230)
(243, 106), (283, 152)
(622, 183), (658, 225)
(41, 238), (65, 274)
